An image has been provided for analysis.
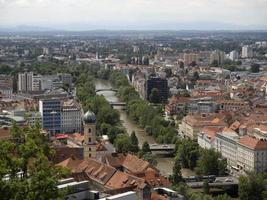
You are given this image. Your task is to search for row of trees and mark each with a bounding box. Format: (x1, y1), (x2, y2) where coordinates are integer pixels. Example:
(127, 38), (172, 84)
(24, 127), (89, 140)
(108, 70), (177, 143)
(172, 139), (227, 185)
(75, 67), (123, 143)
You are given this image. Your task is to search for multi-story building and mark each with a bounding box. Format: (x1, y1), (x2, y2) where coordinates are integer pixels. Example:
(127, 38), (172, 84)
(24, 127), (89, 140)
(26, 111), (42, 127)
(32, 75), (42, 91)
(198, 127), (221, 149)
(189, 98), (218, 113)
(210, 50), (225, 65)
(18, 72), (33, 92)
(241, 45), (254, 58)
(217, 100), (250, 112)
(229, 50), (239, 61)
(61, 100), (82, 133)
(0, 86), (12, 99)
(214, 128), (239, 170)
(18, 72), (42, 92)
(146, 77), (168, 103)
(183, 53), (198, 65)
(39, 98), (61, 134)
(237, 136), (267, 173)
(58, 73), (73, 87)
(179, 113), (227, 140)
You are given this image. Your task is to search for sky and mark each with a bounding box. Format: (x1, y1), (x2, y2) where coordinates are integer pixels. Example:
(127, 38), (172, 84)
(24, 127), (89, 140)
(0, 0), (267, 30)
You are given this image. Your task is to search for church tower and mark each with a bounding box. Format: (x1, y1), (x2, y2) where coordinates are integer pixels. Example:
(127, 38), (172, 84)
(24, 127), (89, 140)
(83, 111), (97, 159)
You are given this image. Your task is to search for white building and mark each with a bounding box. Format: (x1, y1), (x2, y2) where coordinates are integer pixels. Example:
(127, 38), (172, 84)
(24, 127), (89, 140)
(18, 72), (42, 92)
(241, 45), (254, 58)
(61, 99), (82, 133)
(0, 86), (12, 99)
(198, 127), (221, 149)
(229, 50), (239, 61)
(32, 75), (42, 91)
(18, 72), (33, 92)
(237, 136), (267, 173)
(214, 128), (239, 169)
(40, 78), (53, 91)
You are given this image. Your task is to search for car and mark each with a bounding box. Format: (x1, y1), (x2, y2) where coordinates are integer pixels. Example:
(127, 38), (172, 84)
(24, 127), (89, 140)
(214, 178), (223, 183)
(225, 178), (233, 182)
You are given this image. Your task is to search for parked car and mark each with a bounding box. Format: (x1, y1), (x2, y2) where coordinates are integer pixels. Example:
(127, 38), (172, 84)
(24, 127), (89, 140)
(214, 178), (223, 183)
(225, 178), (233, 182)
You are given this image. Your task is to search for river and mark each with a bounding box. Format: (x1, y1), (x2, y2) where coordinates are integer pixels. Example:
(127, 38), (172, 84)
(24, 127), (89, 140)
(95, 79), (175, 176)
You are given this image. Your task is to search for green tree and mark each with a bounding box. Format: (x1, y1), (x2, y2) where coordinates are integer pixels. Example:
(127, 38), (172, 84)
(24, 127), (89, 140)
(172, 158), (182, 184)
(239, 172), (267, 200)
(130, 131), (139, 146)
(149, 88), (161, 103)
(0, 122), (67, 199)
(250, 63), (260, 73)
(130, 131), (139, 153)
(196, 149), (226, 175)
(142, 141), (151, 153)
(115, 135), (132, 153)
(177, 139), (199, 169)
(203, 180), (210, 194)
(141, 153), (157, 167)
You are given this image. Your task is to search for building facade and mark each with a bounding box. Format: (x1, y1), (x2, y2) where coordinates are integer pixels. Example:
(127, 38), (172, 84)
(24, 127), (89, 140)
(146, 77), (168, 103)
(242, 45), (254, 58)
(18, 72), (33, 92)
(237, 136), (267, 173)
(61, 100), (82, 133)
(39, 98), (61, 134)
(214, 129), (239, 170)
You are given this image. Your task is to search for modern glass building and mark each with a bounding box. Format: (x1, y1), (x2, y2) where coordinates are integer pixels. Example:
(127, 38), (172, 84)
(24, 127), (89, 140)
(39, 98), (61, 134)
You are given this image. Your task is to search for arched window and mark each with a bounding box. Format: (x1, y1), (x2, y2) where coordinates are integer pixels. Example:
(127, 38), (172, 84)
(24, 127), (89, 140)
(88, 128), (91, 133)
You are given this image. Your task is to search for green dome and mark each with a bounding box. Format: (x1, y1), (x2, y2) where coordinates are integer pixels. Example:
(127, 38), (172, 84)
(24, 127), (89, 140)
(84, 111), (96, 123)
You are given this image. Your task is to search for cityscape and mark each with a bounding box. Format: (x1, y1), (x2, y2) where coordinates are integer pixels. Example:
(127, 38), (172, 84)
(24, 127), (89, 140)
(0, 1), (267, 200)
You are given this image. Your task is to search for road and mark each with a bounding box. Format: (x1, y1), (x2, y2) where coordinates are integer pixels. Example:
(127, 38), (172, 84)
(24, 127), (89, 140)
(186, 176), (239, 188)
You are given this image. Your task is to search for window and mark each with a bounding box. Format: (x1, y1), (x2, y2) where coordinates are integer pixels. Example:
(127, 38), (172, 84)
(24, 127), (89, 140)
(88, 138), (91, 143)
(89, 154), (91, 158)
(88, 128), (91, 133)
(89, 148), (91, 151)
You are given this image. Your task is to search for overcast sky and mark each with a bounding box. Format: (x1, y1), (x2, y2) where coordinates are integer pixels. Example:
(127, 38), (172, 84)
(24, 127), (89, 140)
(0, 0), (267, 30)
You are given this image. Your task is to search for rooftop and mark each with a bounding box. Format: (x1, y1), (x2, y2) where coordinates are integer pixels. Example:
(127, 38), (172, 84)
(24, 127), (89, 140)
(238, 136), (267, 150)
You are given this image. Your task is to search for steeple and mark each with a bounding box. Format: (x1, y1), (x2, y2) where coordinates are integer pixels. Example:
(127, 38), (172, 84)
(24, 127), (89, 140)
(83, 111), (97, 158)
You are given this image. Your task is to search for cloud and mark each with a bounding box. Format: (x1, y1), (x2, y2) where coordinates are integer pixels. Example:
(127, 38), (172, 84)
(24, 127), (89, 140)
(0, 0), (267, 29)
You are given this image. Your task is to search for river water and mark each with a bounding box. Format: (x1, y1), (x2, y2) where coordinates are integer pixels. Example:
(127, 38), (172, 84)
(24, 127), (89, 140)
(95, 79), (175, 176)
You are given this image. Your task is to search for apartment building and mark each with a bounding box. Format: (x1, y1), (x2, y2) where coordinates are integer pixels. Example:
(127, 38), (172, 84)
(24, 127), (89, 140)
(217, 100), (250, 112)
(183, 53), (198, 65)
(241, 45), (254, 58)
(179, 113), (227, 140)
(61, 99), (82, 133)
(237, 136), (267, 173)
(198, 127), (221, 149)
(214, 128), (239, 169)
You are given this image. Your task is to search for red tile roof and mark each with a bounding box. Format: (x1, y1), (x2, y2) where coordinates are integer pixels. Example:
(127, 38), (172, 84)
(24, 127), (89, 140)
(239, 136), (267, 150)
(105, 171), (146, 190)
